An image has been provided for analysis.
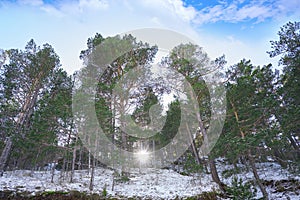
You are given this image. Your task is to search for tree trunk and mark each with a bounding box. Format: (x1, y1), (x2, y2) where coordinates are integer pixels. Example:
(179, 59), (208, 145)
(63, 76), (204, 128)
(51, 163), (55, 183)
(186, 123), (201, 165)
(0, 72), (44, 176)
(273, 149), (288, 168)
(121, 131), (127, 151)
(188, 83), (222, 190)
(89, 157), (95, 191)
(111, 170), (115, 191)
(60, 157), (66, 180)
(188, 88), (210, 157)
(248, 150), (268, 199)
(70, 147), (77, 183)
(288, 135), (299, 150)
(78, 147), (82, 170)
(89, 134), (98, 191)
(230, 99), (268, 198)
(209, 159), (226, 192)
(288, 135), (300, 159)
(87, 131), (94, 175)
(0, 137), (13, 176)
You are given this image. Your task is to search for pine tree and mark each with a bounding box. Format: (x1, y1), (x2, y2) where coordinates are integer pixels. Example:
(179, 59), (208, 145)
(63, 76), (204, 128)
(268, 21), (300, 165)
(0, 40), (61, 175)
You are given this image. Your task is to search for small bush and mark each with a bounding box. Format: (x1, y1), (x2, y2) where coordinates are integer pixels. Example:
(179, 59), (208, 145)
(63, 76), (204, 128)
(116, 175), (130, 183)
(222, 167), (242, 179)
(183, 154), (203, 174)
(226, 176), (257, 200)
(102, 185), (107, 197)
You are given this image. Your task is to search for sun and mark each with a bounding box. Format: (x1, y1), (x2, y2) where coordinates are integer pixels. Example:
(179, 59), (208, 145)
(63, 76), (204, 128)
(135, 149), (149, 164)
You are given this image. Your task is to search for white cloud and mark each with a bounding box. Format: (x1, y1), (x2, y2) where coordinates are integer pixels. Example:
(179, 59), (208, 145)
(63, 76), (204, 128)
(200, 34), (278, 67)
(40, 5), (64, 17)
(15, 0), (109, 17)
(193, 0), (300, 24)
(234, 4), (273, 22)
(1, 0), (200, 74)
(78, 0), (109, 11)
(10, 0), (300, 26)
(276, 0), (300, 19)
(150, 17), (163, 26)
(168, 0), (197, 21)
(0, 0), (293, 74)
(18, 0), (43, 6)
(141, 0), (197, 22)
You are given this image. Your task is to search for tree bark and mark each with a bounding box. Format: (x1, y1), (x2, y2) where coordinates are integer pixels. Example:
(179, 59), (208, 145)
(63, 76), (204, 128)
(60, 157), (66, 180)
(89, 156), (95, 191)
(70, 147), (77, 183)
(89, 133), (99, 191)
(51, 162), (55, 183)
(0, 71), (45, 176)
(0, 137), (13, 176)
(230, 99), (268, 198)
(78, 147), (82, 170)
(273, 149), (288, 168)
(88, 135), (91, 175)
(288, 135), (299, 150)
(209, 159), (226, 192)
(186, 123), (201, 165)
(187, 87), (224, 190)
(248, 150), (268, 199)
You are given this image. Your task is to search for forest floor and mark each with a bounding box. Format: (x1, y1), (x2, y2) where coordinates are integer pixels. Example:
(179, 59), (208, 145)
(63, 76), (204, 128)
(0, 159), (299, 199)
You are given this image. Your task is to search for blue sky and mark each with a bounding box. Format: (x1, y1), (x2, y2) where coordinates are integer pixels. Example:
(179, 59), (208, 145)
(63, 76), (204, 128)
(0, 0), (299, 74)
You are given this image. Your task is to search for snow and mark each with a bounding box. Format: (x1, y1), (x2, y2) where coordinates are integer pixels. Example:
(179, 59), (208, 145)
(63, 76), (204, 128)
(0, 168), (216, 199)
(0, 160), (299, 199)
(216, 161), (300, 200)
(112, 168), (215, 199)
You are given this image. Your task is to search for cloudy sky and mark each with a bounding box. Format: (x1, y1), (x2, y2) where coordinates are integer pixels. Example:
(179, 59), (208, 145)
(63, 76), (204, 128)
(0, 0), (299, 74)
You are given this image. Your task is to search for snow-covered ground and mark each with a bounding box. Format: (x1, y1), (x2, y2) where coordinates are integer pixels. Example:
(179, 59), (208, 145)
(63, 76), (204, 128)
(215, 160), (300, 200)
(0, 161), (299, 199)
(0, 168), (216, 199)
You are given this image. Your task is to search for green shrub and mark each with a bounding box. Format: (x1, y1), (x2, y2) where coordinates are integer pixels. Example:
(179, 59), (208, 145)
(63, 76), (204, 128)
(102, 185), (107, 197)
(115, 175), (130, 183)
(183, 153), (203, 174)
(226, 176), (257, 200)
(222, 167), (242, 179)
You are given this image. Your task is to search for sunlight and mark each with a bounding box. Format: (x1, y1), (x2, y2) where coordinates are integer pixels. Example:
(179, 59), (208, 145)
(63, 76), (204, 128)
(135, 149), (149, 164)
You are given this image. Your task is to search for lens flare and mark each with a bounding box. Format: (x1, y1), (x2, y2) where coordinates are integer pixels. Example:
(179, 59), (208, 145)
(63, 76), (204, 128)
(136, 149), (149, 164)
